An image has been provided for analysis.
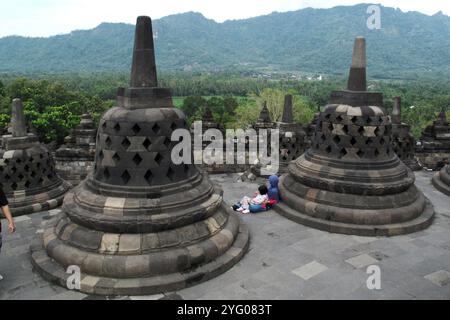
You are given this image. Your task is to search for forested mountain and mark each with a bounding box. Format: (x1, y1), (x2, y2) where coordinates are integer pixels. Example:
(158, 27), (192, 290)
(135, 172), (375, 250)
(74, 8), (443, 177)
(1, 4), (450, 78)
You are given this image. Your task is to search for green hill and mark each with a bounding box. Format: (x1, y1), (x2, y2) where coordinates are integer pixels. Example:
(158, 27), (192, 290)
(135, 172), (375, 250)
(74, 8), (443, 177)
(1, 4), (449, 78)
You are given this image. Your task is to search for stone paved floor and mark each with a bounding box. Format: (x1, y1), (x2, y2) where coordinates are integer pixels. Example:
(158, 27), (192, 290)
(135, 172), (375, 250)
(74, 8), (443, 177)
(0, 171), (449, 300)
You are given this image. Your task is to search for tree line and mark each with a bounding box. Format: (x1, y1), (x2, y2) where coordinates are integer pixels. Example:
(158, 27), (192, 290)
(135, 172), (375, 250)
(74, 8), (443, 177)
(0, 74), (449, 146)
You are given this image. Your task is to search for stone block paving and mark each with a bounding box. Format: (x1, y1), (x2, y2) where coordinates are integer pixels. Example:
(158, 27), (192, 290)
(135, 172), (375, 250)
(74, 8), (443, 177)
(0, 171), (449, 300)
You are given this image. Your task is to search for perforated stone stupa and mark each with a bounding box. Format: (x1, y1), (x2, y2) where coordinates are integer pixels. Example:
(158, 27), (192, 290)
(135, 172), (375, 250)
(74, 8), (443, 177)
(31, 16), (249, 295)
(0, 99), (70, 216)
(192, 106), (248, 173)
(247, 102), (275, 178)
(390, 97), (421, 171)
(55, 114), (96, 186)
(305, 112), (320, 148)
(416, 109), (450, 170)
(274, 37), (434, 236)
(253, 102), (275, 132)
(432, 164), (450, 196)
(277, 94), (307, 174)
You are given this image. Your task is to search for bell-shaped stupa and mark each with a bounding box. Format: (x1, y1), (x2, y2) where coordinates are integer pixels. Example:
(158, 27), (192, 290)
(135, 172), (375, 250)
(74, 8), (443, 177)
(191, 106), (224, 135)
(253, 101), (275, 131)
(274, 37), (434, 236)
(247, 102), (275, 178)
(433, 164), (450, 196)
(390, 97), (421, 171)
(305, 112), (320, 148)
(429, 109), (450, 195)
(0, 99), (70, 216)
(191, 106), (242, 173)
(416, 108), (450, 170)
(31, 16), (249, 295)
(277, 94), (307, 174)
(55, 113), (97, 186)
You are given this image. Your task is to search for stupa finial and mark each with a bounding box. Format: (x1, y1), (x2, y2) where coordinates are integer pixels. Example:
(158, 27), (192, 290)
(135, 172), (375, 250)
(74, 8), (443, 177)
(392, 97), (402, 124)
(11, 98), (27, 138)
(282, 94), (294, 123)
(130, 16), (158, 88)
(347, 37), (367, 91)
(258, 101), (271, 123)
(438, 107), (447, 121)
(202, 106), (215, 122)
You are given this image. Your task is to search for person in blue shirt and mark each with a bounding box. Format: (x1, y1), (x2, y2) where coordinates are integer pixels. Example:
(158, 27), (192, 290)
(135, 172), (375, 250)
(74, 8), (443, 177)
(267, 175), (280, 202)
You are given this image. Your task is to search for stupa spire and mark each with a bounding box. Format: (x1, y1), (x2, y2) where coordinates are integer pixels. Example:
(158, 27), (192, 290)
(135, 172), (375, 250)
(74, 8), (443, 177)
(282, 94), (294, 123)
(258, 101), (271, 123)
(438, 108), (447, 122)
(392, 96), (402, 124)
(347, 37), (367, 92)
(391, 96), (422, 170)
(130, 16), (158, 88)
(11, 98), (27, 138)
(202, 105), (215, 122)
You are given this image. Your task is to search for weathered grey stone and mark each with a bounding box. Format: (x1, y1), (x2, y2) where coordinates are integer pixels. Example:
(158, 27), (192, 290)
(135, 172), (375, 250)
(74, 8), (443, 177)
(11, 98), (27, 138)
(0, 99), (70, 217)
(274, 37), (434, 236)
(424, 270), (450, 287)
(55, 113), (96, 186)
(282, 94), (294, 124)
(249, 98), (307, 176)
(345, 254), (378, 269)
(191, 106), (246, 173)
(276, 95), (308, 174)
(31, 16), (249, 296)
(391, 97), (421, 171)
(416, 108), (450, 170)
(291, 261), (328, 280)
(347, 37), (366, 91)
(432, 165), (450, 196)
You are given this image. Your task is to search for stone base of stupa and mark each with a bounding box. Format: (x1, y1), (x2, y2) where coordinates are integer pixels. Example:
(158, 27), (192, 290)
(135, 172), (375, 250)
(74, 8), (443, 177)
(416, 152), (450, 171)
(198, 163), (249, 174)
(277, 161), (291, 175)
(274, 193), (434, 237)
(31, 211), (248, 295)
(404, 158), (422, 171)
(55, 153), (94, 186)
(30, 177), (249, 296)
(432, 165), (450, 196)
(273, 156), (435, 237)
(7, 182), (70, 217)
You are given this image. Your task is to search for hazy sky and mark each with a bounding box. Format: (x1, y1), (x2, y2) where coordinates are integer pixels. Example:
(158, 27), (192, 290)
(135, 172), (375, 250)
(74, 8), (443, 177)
(1, 0), (449, 38)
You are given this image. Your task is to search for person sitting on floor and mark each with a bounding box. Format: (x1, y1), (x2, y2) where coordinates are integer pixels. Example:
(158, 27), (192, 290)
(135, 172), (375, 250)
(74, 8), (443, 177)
(232, 174), (282, 214)
(232, 185), (269, 214)
(249, 175), (280, 213)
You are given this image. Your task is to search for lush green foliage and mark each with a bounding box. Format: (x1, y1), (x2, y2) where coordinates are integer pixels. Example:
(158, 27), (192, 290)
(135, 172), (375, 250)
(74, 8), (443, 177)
(1, 5), (450, 78)
(180, 95), (239, 128)
(0, 74), (449, 145)
(230, 89), (317, 129)
(0, 78), (112, 143)
(373, 81), (450, 138)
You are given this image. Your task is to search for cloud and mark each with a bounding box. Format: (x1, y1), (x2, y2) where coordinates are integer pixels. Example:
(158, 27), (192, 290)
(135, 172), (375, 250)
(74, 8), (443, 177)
(0, 0), (449, 37)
